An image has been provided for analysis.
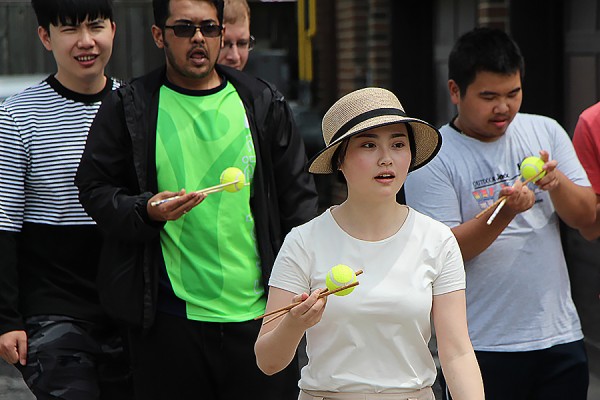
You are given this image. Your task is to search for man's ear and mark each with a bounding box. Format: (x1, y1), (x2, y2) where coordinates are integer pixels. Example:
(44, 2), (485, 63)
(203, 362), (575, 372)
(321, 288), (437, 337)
(37, 26), (52, 51)
(151, 25), (165, 49)
(448, 79), (461, 105)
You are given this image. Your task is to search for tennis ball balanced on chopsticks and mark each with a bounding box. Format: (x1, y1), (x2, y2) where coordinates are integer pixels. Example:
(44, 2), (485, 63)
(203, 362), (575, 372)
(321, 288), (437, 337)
(191, 166), (246, 195)
(477, 155), (547, 225)
(220, 167), (246, 192)
(326, 264), (358, 296)
(254, 266), (362, 324)
(150, 167), (246, 206)
(520, 156), (546, 182)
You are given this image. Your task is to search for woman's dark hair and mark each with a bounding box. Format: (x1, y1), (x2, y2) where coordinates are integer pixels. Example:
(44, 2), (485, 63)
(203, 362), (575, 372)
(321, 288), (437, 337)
(405, 124), (417, 171)
(31, 0), (114, 31)
(330, 140), (349, 173)
(329, 123), (417, 174)
(153, 0), (224, 28)
(448, 27), (525, 96)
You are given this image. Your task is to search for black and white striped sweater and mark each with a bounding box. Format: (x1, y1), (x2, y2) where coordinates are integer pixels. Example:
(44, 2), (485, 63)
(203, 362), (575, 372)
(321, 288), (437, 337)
(0, 75), (122, 333)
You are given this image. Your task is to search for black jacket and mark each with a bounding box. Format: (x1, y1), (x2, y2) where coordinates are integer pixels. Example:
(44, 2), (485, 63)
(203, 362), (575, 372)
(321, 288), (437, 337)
(75, 65), (318, 329)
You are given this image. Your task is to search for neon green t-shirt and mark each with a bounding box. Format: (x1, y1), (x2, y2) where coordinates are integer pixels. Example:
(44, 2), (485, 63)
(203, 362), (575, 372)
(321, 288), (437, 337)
(155, 81), (265, 322)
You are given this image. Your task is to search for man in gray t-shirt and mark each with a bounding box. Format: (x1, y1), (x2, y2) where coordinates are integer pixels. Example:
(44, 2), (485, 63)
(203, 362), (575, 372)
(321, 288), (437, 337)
(405, 27), (595, 400)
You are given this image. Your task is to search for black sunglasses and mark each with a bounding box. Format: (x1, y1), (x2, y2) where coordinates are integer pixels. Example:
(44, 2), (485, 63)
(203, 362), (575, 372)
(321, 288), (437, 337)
(164, 23), (223, 38)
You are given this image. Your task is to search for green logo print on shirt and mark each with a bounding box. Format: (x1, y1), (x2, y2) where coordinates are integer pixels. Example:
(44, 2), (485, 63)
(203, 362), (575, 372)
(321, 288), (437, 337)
(155, 82), (265, 322)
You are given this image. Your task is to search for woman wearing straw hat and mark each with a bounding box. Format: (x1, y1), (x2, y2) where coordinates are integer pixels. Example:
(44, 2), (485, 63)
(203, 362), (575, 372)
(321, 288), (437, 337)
(255, 88), (484, 399)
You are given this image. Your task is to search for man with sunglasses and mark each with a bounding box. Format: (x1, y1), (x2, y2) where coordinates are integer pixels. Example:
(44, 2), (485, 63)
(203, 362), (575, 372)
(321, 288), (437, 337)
(218, 0), (254, 70)
(75, 0), (318, 399)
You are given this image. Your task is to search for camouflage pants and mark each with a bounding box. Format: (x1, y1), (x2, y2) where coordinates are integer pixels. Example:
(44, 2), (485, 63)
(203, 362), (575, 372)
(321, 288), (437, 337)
(16, 315), (133, 400)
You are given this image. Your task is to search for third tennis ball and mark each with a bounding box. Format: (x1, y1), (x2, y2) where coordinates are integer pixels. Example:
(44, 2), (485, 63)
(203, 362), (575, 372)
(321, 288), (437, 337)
(220, 167), (246, 192)
(325, 264), (357, 296)
(520, 156), (546, 182)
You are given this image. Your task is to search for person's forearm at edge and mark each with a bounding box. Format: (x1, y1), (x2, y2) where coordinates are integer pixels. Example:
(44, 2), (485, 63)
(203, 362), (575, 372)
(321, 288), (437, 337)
(434, 291), (485, 400)
(548, 172), (596, 229)
(255, 313), (307, 375)
(255, 288), (325, 375)
(578, 197), (600, 240)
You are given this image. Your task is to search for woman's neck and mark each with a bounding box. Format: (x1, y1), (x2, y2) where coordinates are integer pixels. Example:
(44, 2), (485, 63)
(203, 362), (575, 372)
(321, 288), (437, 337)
(331, 198), (408, 241)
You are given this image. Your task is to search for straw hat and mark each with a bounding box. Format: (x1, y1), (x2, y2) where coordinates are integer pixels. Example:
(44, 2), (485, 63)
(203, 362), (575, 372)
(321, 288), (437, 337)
(308, 87), (442, 174)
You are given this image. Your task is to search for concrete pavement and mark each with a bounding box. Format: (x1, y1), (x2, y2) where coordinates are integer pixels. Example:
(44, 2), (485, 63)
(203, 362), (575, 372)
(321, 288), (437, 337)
(0, 362), (33, 400)
(590, 372), (600, 400)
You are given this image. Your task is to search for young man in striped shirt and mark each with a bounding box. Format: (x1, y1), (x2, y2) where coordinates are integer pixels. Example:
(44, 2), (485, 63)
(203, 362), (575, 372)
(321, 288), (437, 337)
(0, 0), (132, 398)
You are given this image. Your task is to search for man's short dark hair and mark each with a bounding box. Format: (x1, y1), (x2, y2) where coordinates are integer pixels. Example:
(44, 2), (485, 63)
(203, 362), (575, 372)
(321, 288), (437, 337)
(448, 27), (525, 96)
(31, 0), (114, 32)
(153, 0), (224, 28)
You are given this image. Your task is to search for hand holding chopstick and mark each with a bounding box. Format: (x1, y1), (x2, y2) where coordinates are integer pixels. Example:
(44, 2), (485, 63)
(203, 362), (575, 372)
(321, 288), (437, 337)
(486, 197), (507, 225)
(150, 180), (240, 206)
(262, 281), (359, 325)
(475, 169), (545, 221)
(255, 269), (363, 325)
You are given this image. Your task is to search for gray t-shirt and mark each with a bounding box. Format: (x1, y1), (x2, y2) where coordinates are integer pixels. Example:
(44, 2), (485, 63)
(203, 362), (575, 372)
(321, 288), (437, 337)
(405, 112), (589, 352)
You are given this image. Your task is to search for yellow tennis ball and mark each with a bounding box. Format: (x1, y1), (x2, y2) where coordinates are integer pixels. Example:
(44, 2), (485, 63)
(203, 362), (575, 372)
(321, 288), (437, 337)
(220, 167), (246, 192)
(325, 264), (357, 296)
(520, 156), (546, 182)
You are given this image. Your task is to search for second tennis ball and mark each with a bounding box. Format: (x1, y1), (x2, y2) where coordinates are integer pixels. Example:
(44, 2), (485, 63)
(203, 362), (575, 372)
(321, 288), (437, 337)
(520, 156), (546, 182)
(220, 167), (246, 192)
(326, 264), (357, 296)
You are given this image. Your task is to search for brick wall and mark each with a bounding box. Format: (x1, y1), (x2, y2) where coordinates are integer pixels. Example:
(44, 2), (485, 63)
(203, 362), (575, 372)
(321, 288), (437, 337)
(335, 1), (368, 96)
(333, 0), (392, 97)
(314, 0), (337, 114)
(366, 0), (391, 88)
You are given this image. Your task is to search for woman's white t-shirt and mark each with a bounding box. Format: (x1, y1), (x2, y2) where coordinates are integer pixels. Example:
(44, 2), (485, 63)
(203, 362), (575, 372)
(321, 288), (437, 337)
(269, 207), (465, 393)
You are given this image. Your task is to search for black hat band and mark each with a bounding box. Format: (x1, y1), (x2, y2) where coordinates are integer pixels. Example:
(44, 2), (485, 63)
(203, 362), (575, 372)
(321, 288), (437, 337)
(329, 108), (407, 144)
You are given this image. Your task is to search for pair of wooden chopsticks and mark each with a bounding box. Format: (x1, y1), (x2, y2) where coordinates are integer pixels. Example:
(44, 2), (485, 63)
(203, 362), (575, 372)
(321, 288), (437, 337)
(150, 180), (240, 206)
(475, 169), (545, 224)
(256, 269), (363, 325)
